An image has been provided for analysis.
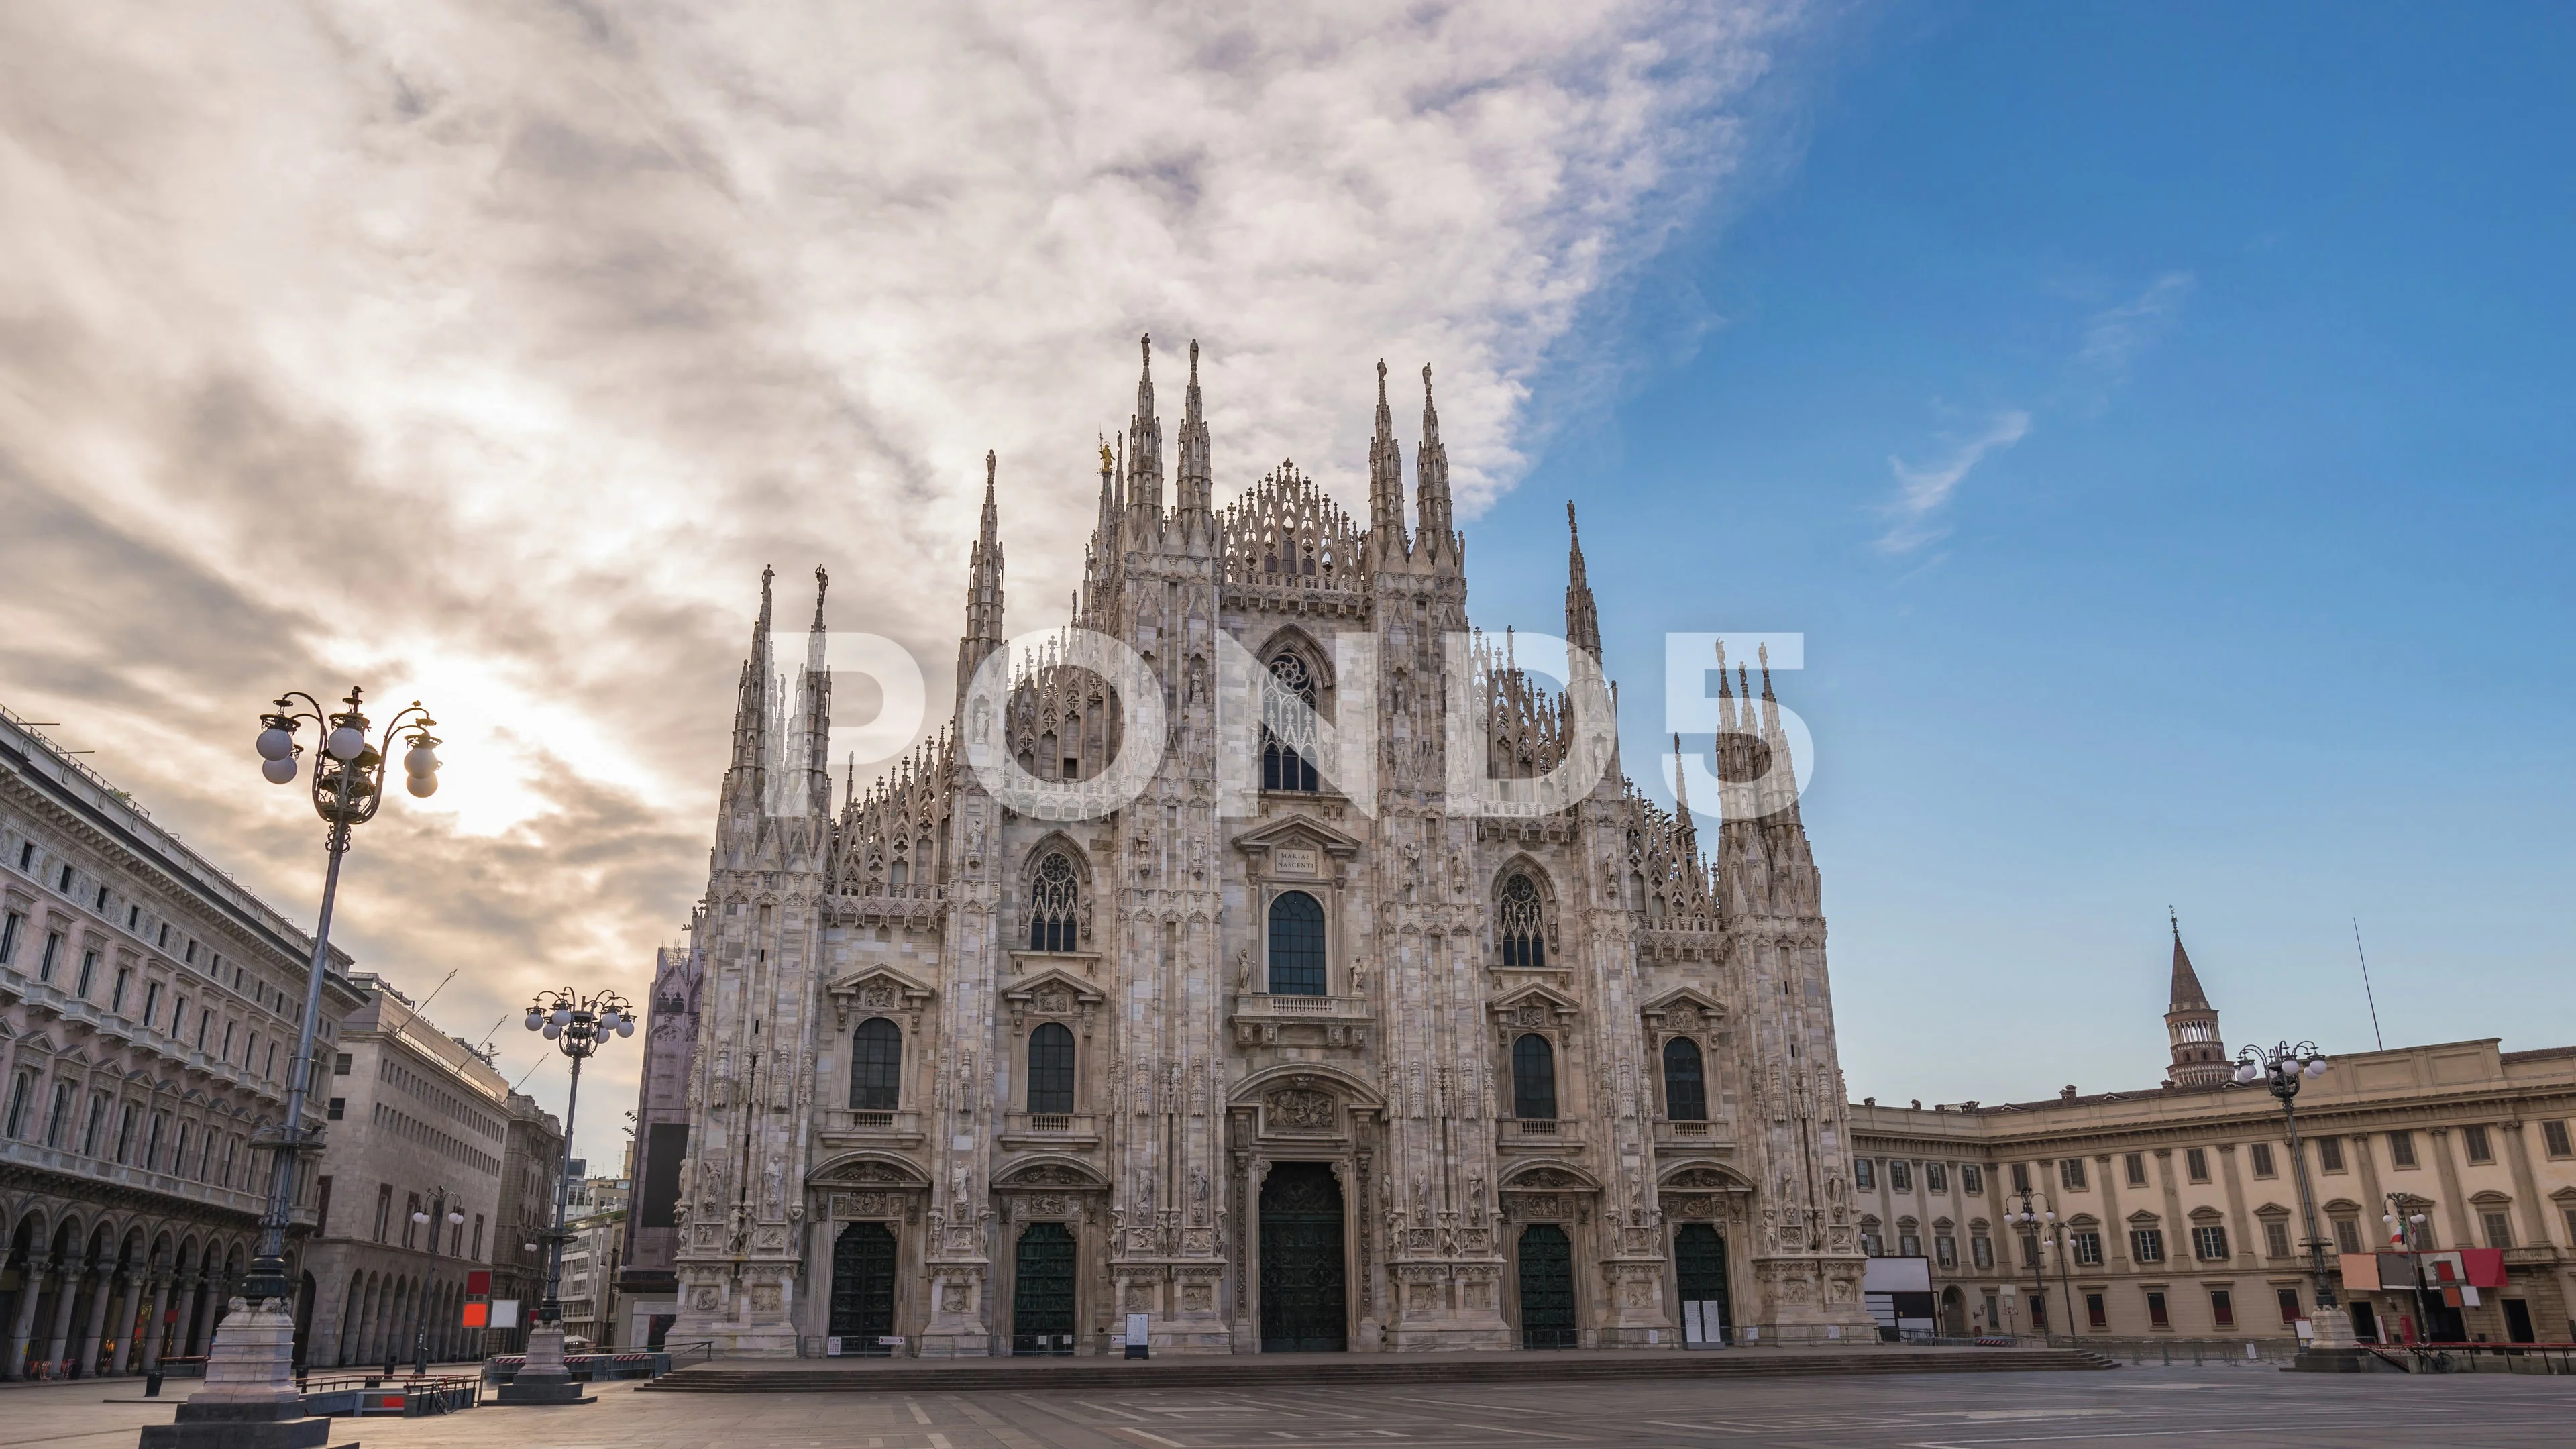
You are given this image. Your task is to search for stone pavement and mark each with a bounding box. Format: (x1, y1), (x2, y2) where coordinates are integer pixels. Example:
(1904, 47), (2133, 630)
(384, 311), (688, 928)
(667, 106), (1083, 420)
(7, 1366), (2573, 1448)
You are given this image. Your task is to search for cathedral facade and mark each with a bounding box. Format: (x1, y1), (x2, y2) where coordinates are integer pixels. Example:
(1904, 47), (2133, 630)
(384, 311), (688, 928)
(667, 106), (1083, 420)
(663, 341), (1873, 1356)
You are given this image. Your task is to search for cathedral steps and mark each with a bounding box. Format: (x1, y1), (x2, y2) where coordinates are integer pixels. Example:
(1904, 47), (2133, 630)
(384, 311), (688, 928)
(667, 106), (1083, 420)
(639, 1346), (2116, 1393)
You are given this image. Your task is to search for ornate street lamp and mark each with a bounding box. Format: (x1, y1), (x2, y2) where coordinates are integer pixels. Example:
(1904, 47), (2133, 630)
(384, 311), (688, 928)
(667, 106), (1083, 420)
(2233, 1040), (2364, 1369)
(146, 688), (439, 1449)
(494, 987), (631, 1406)
(2383, 1192), (2432, 1346)
(2004, 1186), (2077, 1346)
(410, 1189), (466, 1375)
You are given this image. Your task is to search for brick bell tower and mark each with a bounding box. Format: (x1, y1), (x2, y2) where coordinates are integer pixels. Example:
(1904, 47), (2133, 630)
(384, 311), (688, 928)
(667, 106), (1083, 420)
(2163, 909), (2230, 1087)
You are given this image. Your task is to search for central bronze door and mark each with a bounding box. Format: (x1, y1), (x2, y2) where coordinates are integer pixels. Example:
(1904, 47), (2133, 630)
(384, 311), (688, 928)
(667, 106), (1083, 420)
(830, 1221), (897, 1354)
(1258, 1163), (1348, 1352)
(1012, 1222), (1077, 1355)
(1517, 1223), (1578, 1349)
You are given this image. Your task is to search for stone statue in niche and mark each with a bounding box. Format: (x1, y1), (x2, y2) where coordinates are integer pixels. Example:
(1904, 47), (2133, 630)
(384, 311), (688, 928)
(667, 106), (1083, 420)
(1236, 949), (1252, 991)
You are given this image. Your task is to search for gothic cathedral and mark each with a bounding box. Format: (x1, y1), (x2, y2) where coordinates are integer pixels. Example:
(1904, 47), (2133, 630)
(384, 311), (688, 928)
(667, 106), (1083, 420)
(665, 341), (1873, 1355)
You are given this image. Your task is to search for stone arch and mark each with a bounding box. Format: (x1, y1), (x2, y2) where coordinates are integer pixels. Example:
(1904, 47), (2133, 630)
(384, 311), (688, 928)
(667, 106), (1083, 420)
(1227, 1061), (1387, 1110)
(1500, 1160), (1604, 1192)
(994, 1155), (1110, 1191)
(1247, 621), (1340, 694)
(1490, 857), (1557, 967)
(807, 1150), (930, 1187)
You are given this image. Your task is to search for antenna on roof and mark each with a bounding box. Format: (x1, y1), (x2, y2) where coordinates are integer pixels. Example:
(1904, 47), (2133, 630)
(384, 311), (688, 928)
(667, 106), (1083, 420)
(2353, 918), (2385, 1051)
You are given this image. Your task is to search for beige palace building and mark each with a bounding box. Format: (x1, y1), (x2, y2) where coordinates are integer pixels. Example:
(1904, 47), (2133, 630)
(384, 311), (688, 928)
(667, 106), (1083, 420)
(1848, 926), (2576, 1346)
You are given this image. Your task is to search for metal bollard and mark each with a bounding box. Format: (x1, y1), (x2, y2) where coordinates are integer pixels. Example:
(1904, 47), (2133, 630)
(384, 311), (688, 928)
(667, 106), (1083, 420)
(145, 1369), (164, 1397)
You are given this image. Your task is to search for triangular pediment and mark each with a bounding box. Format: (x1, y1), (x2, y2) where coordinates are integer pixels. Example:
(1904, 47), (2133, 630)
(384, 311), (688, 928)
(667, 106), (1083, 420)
(1230, 814), (1366, 859)
(1001, 967), (1106, 1013)
(1640, 986), (1726, 1023)
(824, 963), (934, 1027)
(1489, 981), (1580, 1020)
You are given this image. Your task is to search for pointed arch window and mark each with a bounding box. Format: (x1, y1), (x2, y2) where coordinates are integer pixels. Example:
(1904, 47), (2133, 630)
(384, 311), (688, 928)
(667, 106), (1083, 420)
(1499, 874), (1546, 967)
(1267, 890), (1327, 996)
(1029, 853), (1078, 952)
(849, 1018), (902, 1110)
(1513, 1033), (1558, 1120)
(1028, 1022), (1075, 1114)
(1662, 1037), (1707, 1121)
(1261, 653), (1320, 792)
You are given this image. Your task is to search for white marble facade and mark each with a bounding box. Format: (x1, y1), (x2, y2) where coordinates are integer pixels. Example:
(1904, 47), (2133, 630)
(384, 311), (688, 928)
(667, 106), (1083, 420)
(666, 343), (1874, 1355)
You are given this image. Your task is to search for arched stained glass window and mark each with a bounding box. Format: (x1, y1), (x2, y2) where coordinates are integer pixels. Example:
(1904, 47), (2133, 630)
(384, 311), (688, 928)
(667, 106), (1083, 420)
(1662, 1036), (1707, 1121)
(1029, 853), (1078, 952)
(1028, 1022), (1075, 1114)
(1499, 875), (1546, 967)
(1513, 1034), (1558, 1120)
(1261, 654), (1321, 793)
(1267, 890), (1326, 996)
(850, 1018), (902, 1110)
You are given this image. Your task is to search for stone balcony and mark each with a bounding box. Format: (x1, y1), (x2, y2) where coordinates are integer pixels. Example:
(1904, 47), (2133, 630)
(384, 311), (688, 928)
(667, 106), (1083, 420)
(1652, 1118), (1737, 1151)
(1229, 993), (1373, 1051)
(1495, 1116), (1587, 1150)
(814, 1106), (928, 1146)
(996, 1110), (1104, 1150)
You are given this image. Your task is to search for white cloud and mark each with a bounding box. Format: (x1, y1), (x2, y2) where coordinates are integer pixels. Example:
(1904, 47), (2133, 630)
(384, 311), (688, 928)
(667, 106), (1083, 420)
(1875, 410), (2033, 555)
(0, 0), (1799, 1158)
(2077, 270), (2196, 376)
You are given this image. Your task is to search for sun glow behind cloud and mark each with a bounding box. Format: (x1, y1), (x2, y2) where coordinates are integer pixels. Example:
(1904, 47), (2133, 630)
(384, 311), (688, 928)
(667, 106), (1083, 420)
(0, 0), (1800, 1157)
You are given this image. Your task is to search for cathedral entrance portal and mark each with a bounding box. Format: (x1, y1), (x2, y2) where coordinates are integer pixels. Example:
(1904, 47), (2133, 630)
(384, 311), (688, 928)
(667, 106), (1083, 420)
(1258, 1163), (1347, 1352)
(830, 1222), (898, 1354)
(1673, 1224), (1734, 1346)
(1011, 1222), (1077, 1356)
(1516, 1224), (1578, 1349)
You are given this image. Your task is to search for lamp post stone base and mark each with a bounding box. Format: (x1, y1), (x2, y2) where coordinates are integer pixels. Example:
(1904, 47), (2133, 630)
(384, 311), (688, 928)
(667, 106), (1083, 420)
(138, 1299), (350, 1449)
(2288, 1305), (2375, 1372)
(494, 1326), (594, 1406)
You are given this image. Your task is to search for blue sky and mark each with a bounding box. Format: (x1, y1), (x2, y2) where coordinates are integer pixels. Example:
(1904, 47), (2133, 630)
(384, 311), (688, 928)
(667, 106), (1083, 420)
(1474, 1), (2576, 1101)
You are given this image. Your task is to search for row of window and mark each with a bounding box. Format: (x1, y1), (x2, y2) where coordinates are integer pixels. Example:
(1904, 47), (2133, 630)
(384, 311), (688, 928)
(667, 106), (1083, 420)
(1, 1065), (249, 1185)
(7, 837), (241, 990)
(1, 910), (311, 1083)
(1855, 1159), (1984, 1195)
(1953, 1124), (2576, 1202)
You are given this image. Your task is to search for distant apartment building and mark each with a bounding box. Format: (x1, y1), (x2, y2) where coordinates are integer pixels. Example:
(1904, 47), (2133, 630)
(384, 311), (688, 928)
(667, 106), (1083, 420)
(299, 973), (519, 1366)
(558, 1171), (629, 1346)
(615, 943), (698, 1349)
(488, 1091), (564, 1353)
(0, 705), (362, 1379)
(1849, 926), (2576, 1346)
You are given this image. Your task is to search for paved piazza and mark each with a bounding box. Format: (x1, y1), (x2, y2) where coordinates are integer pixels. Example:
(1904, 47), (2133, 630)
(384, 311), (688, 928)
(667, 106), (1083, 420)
(3, 1369), (2571, 1449)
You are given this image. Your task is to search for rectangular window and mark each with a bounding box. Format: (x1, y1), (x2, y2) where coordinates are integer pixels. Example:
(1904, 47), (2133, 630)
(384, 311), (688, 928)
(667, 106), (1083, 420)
(2389, 1130), (2418, 1167)
(182, 940), (195, 965)
(1890, 1161), (1912, 1191)
(2145, 1291), (2169, 1329)
(1898, 1232), (1921, 1258)
(2072, 1230), (2103, 1265)
(170, 996), (186, 1038)
(2186, 1148), (2210, 1182)
(2028, 1291), (2047, 1330)
(196, 1010), (210, 1049)
(113, 1102), (137, 1163)
(2263, 1220), (2292, 1258)
(402, 1193), (421, 1248)
(1935, 1234), (1957, 1267)
(327, 1098), (345, 1120)
(221, 1134), (235, 1186)
(14, 841), (31, 870)
(2332, 1218), (2362, 1254)
(81, 1095), (105, 1156)
(93, 885), (107, 911)
(221, 1022), (234, 1059)
(1927, 1163), (1947, 1193)
(2481, 1211), (2513, 1249)
(1, 1071), (30, 1138)
(2124, 1152), (2147, 1187)
(2086, 1293), (2108, 1330)
(472, 1214), (484, 1260)
(333, 1053), (353, 1075)
(2020, 1233), (2041, 1271)
(2277, 1288), (2302, 1324)
(144, 1111), (164, 1169)
(263, 1042), (275, 1077)
(2563, 1208), (2576, 1246)
(1962, 1165), (1983, 1195)
(0, 911), (19, 963)
(126, 904), (139, 931)
(156, 923), (168, 948)
(2011, 1163), (2031, 1193)
(55, 863), (73, 892)
(2316, 1137), (2345, 1173)
(2059, 1158), (2088, 1191)
(2210, 1289), (2235, 1327)
(40, 931), (62, 983)
(2250, 1142), (2276, 1177)
(1860, 1232), (1882, 1256)
(109, 965), (129, 1011)
(374, 1184), (393, 1243)
(2540, 1120), (2571, 1157)
(315, 1176), (332, 1235)
(1971, 1234), (1994, 1269)
(2194, 1225), (2230, 1260)
(2131, 1228), (2165, 1263)
(74, 949), (96, 998)
(143, 981), (162, 1026)
(2463, 1125), (2493, 1163)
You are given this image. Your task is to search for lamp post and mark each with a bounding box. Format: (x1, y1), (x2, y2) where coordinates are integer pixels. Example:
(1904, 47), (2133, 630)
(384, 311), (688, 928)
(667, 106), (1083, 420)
(2383, 1193), (2431, 1346)
(2004, 1186), (2077, 1346)
(494, 988), (631, 1406)
(142, 689), (439, 1449)
(2233, 1040), (2365, 1371)
(409, 1190), (464, 1375)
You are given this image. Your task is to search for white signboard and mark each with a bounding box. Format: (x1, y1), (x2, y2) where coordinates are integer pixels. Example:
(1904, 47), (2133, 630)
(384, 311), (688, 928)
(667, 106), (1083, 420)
(825, 1336), (843, 1356)
(490, 1300), (520, 1329)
